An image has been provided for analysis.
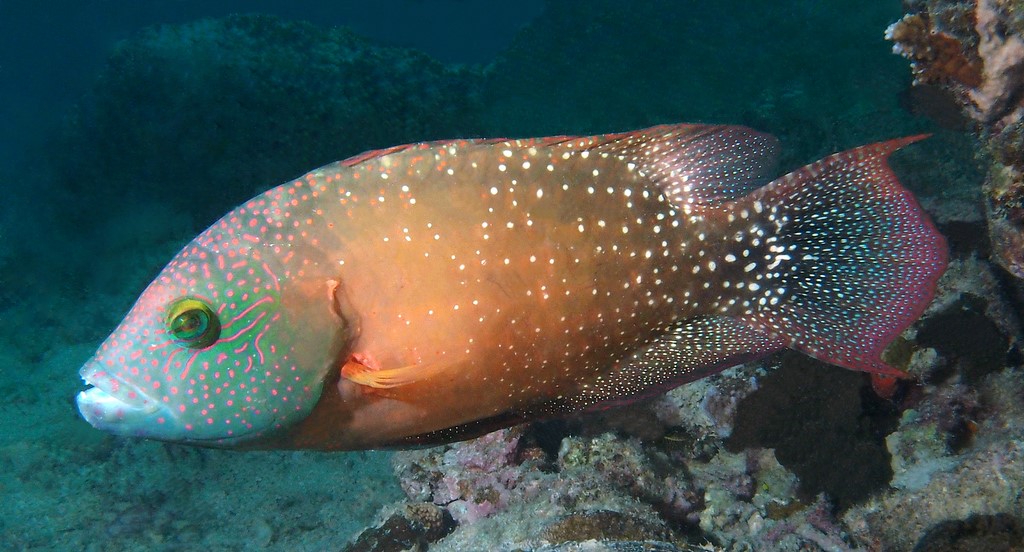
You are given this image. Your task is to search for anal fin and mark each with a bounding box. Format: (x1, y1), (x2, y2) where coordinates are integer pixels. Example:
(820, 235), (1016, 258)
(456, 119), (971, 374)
(568, 316), (784, 413)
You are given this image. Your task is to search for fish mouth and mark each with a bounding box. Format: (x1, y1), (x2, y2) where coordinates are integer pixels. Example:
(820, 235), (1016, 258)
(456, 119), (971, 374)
(76, 363), (163, 437)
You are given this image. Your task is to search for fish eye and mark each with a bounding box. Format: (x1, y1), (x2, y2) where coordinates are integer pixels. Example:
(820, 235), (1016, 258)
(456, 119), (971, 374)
(166, 297), (221, 349)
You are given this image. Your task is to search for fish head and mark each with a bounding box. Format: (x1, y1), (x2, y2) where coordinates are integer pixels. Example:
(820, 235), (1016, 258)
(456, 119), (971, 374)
(76, 220), (346, 447)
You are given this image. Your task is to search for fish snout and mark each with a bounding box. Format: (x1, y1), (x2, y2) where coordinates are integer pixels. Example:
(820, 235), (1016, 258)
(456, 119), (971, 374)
(76, 362), (174, 438)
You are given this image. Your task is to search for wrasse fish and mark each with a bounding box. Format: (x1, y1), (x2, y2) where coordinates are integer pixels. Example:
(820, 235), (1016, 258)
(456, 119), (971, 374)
(76, 124), (947, 450)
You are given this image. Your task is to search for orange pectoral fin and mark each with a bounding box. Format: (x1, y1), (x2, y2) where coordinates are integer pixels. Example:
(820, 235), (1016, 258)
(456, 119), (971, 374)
(341, 356), (454, 391)
(342, 358), (410, 389)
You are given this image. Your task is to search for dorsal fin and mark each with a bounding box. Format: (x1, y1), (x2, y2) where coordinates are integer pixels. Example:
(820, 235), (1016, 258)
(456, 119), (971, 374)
(581, 124), (781, 207)
(338, 135), (576, 167)
(338, 124), (780, 208)
(339, 143), (423, 167)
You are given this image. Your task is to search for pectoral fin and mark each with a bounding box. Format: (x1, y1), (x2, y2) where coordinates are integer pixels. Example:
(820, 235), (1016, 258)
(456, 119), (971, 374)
(341, 356), (453, 390)
(342, 358), (411, 389)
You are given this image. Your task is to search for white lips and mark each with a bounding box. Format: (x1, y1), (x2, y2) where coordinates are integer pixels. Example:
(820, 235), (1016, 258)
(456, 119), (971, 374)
(76, 366), (160, 436)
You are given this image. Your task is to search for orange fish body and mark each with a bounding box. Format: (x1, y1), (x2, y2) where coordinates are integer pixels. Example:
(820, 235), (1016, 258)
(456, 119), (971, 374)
(76, 125), (947, 450)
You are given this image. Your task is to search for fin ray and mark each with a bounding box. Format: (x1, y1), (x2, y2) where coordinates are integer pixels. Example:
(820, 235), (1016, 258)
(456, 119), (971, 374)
(341, 358), (452, 389)
(743, 135), (947, 376)
(533, 316), (785, 415)
(583, 123), (781, 205)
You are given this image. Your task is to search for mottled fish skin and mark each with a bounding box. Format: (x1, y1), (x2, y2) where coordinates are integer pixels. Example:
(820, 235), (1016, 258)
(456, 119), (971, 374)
(76, 124), (947, 450)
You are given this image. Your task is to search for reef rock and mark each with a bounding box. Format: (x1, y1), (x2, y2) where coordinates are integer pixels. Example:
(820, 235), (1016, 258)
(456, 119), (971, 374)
(888, 0), (1024, 279)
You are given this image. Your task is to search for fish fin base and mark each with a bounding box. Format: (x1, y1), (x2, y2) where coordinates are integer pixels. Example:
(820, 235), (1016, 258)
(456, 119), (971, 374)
(743, 135), (947, 377)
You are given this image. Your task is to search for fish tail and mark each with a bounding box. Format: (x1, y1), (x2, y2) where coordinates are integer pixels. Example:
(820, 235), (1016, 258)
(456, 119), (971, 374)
(739, 135), (947, 377)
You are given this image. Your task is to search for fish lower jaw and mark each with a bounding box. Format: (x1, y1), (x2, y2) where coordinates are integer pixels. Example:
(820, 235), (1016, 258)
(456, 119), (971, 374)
(76, 371), (164, 437)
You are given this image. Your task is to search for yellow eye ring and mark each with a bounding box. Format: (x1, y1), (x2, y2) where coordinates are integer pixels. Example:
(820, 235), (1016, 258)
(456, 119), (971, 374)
(166, 297), (221, 349)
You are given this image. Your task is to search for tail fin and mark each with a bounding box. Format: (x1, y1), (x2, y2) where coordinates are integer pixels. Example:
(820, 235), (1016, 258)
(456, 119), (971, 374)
(742, 136), (948, 377)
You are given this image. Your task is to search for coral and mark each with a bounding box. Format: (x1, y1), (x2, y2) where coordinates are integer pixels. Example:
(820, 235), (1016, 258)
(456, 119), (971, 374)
(928, 258), (1023, 345)
(725, 353), (900, 510)
(885, 13), (982, 88)
(392, 427), (533, 525)
(391, 391), (895, 551)
(885, 409), (960, 492)
(541, 510), (674, 544)
(344, 502), (455, 552)
(407, 431), (705, 551)
(914, 513), (1024, 552)
(888, 0), (1024, 280)
(916, 293), (1013, 383)
(840, 323), (1024, 550)
(970, 0), (1024, 125)
(986, 159), (1024, 278)
(529, 542), (703, 552)
(843, 433), (1024, 551)
(887, 0), (1024, 127)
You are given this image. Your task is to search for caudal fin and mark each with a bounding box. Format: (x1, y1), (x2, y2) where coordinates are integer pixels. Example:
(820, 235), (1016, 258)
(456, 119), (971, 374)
(742, 136), (948, 377)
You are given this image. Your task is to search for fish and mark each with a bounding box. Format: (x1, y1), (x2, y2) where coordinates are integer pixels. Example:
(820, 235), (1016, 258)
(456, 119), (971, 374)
(76, 124), (948, 450)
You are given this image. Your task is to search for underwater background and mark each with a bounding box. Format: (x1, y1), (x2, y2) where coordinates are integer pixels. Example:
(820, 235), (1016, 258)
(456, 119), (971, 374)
(1, 1), (1022, 550)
